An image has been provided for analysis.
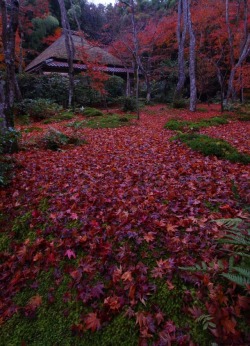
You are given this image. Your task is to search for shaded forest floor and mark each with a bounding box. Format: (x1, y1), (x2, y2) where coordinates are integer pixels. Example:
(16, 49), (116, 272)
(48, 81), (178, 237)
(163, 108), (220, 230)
(0, 104), (249, 345)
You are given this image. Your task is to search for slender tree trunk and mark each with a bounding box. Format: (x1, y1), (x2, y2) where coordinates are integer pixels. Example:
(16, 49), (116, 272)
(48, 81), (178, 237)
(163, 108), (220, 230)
(146, 75), (151, 103)
(15, 75), (22, 101)
(216, 67), (225, 113)
(226, 0), (250, 103)
(57, 0), (75, 108)
(0, 0), (20, 135)
(187, 0), (196, 111)
(175, 0), (188, 100)
(126, 71), (131, 97)
(227, 34), (250, 102)
(130, 0), (140, 119)
(18, 29), (24, 74)
(239, 66), (244, 103)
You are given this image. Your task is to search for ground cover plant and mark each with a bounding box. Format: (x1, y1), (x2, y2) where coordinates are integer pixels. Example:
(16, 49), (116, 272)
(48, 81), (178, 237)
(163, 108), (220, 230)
(0, 105), (249, 345)
(173, 133), (250, 164)
(165, 116), (228, 131)
(67, 114), (135, 129)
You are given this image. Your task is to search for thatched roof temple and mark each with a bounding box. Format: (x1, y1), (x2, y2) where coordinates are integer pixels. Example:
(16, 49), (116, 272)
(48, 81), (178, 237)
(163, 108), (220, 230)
(25, 34), (133, 77)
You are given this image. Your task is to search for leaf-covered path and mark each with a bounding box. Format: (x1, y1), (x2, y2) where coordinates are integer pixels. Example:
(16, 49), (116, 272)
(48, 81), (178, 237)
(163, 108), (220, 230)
(1, 106), (249, 345)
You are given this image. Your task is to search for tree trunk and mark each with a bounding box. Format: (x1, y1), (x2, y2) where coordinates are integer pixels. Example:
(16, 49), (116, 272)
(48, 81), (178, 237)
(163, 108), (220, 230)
(227, 34), (250, 102)
(187, 0), (196, 111)
(145, 74), (151, 103)
(226, 0), (249, 103)
(18, 29), (24, 74)
(175, 0), (188, 100)
(0, 0), (20, 136)
(126, 71), (131, 97)
(130, 0), (140, 120)
(57, 0), (75, 108)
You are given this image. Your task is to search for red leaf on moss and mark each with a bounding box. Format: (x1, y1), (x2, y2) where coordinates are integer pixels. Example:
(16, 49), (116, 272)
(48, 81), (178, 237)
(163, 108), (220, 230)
(84, 313), (101, 332)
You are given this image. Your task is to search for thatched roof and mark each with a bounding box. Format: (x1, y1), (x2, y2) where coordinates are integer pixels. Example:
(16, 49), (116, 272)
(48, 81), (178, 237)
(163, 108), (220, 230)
(25, 34), (123, 72)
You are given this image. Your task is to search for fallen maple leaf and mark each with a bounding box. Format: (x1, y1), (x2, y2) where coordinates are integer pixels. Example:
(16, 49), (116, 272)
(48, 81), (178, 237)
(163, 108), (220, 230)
(64, 249), (76, 259)
(85, 312), (101, 332)
(27, 294), (42, 310)
(121, 271), (133, 282)
(143, 232), (155, 243)
(104, 296), (121, 310)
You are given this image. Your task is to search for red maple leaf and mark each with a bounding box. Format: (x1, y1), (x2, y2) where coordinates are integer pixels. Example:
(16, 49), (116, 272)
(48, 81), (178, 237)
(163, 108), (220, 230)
(64, 249), (76, 259)
(84, 313), (101, 332)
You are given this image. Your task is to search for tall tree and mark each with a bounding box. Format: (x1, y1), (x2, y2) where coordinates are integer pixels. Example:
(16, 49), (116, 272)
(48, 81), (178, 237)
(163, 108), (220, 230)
(0, 0), (20, 142)
(187, 0), (196, 111)
(57, 0), (75, 107)
(120, 0), (141, 119)
(175, 0), (187, 100)
(225, 0), (250, 104)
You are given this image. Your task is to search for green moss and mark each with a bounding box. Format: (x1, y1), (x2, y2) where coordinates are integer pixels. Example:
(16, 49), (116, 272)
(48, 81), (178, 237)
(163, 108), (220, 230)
(67, 114), (135, 129)
(81, 314), (138, 346)
(0, 268), (139, 346)
(147, 278), (211, 345)
(1, 270), (85, 346)
(165, 117), (228, 132)
(12, 212), (34, 242)
(86, 114), (135, 129)
(38, 198), (50, 212)
(84, 108), (104, 117)
(164, 119), (188, 131)
(204, 200), (220, 212)
(22, 127), (43, 133)
(0, 232), (10, 252)
(174, 133), (250, 164)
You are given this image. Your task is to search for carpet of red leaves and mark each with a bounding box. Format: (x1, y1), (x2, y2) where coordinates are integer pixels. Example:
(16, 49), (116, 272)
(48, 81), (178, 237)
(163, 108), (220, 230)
(0, 105), (249, 344)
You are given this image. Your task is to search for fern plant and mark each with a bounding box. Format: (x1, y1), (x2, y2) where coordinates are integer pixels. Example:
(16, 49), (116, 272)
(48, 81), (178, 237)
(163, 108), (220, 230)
(179, 218), (250, 288)
(215, 218), (250, 288)
(195, 314), (216, 331)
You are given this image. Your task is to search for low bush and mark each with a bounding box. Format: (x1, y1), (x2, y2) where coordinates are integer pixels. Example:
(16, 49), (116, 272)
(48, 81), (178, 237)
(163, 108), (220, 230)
(174, 133), (250, 164)
(41, 128), (84, 151)
(237, 113), (250, 121)
(42, 111), (75, 124)
(0, 128), (20, 154)
(66, 120), (86, 129)
(0, 128), (20, 185)
(121, 97), (137, 112)
(14, 99), (62, 121)
(83, 108), (103, 117)
(0, 157), (15, 186)
(172, 98), (187, 109)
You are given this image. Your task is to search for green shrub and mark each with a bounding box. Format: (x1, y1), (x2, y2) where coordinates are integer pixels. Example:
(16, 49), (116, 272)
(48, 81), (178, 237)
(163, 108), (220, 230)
(172, 98), (187, 109)
(0, 129), (20, 185)
(41, 128), (84, 151)
(237, 113), (250, 121)
(0, 128), (20, 154)
(105, 76), (125, 98)
(66, 120), (86, 129)
(175, 133), (250, 164)
(121, 97), (137, 112)
(42, 111), (75, 124)
(17, 74), (69, 105)
(14, 99), (61, 121)
(0, 157), (15, 186)
(83, 107), (103, 117)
